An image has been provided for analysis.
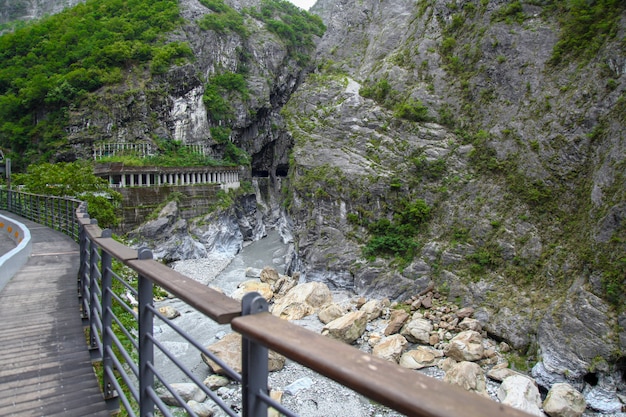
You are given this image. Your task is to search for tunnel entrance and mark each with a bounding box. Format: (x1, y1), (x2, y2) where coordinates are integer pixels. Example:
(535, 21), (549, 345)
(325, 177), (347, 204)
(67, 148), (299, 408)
(276, 164), (289, 177)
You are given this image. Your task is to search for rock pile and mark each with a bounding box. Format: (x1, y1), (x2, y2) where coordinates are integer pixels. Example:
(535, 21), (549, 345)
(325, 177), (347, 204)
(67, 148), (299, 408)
(158, 266), (592, 417)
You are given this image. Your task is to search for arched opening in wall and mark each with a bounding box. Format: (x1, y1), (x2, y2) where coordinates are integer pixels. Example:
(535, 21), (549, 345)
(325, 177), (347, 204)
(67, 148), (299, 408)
(584, 372), (599, 386)
(252, 170), (269, 177)
(276, 164), (289, 177)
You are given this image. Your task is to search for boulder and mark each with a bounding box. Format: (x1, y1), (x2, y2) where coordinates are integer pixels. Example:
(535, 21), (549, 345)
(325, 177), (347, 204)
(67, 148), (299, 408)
(367, 332), (382, 347)
(487, 362), (529, 382)
(268, 390), (283, 417)
(321, 310), (368, 344)
(384, 309), (409, 336)
(456, 307), (474, 319)
(260, 266), (280, 285)
(401, 318), (433, 344)
(204, 375), (230, 390)
(498, 375), (544, 416)
(533, 283), (617, 390)
(271, 282), (333, 320)
(444, 330), (484, 362)
(582, 374), (624, 414)
(231, 280), (273, 302)
(458, 317), (482, 332)
(543, 383), (586, 417)
(360, 299), (383, 321)
(372, 334), (408, 363)
(157, 382), (206, 406)
(187, 400), (214, 417)
(158, 305), (180, 319)
(443, 361), (489, 398)
(273, 275), (298, 298)
(399, 346), (444, 370)
(201, 333), (285, 375)
(318, 303), (345, 324)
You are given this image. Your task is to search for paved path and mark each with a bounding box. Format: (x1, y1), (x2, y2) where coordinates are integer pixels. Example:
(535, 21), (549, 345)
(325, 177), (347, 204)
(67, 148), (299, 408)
(0, 213), (110, 416)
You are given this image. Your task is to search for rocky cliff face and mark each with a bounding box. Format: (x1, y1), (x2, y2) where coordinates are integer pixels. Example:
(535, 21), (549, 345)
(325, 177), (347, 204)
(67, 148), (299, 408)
(281, 0), (626, 411)
(0, 0), (84, 27)
(61, 0), (318, 187)
(8, 0), (625, 411)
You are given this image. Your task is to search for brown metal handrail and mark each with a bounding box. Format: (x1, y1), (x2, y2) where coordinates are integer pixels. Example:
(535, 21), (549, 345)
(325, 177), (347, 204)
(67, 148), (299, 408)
(231, 312), (532, 417)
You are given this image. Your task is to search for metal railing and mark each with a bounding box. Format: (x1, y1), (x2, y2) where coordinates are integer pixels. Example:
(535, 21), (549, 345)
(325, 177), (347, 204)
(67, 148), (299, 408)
(1, 189), (533, 417)
(0, 190), (81, 241)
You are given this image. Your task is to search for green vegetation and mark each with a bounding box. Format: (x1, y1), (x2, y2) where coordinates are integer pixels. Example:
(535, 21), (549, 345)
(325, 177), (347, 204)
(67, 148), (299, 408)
(492, 1), (526, 25)
(411, 153), (447, 180)
(203, 71), (249, 123)
(198, 0), (325, 65)
(12, 161), (122, 228)
(355, 198), (431, 265)
(0, 0), (324, 174)
(596, 224), (626, 306)
(98, 139), (236, 167)
(466, 243), (502, 275)
(210, 127), (250, 166)
(393, 99), (431, 123)
(198, 0), (248, 36)
(248, 0), (326, 65)
(548, 0), (626, 65)
(360, 78), (431, 122)
(0, 0), (188, 170)
(359, 78), (392, 103)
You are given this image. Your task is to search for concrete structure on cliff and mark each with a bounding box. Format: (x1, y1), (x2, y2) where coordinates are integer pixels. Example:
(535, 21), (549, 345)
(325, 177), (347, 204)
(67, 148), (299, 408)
(94, 163), (241, 232)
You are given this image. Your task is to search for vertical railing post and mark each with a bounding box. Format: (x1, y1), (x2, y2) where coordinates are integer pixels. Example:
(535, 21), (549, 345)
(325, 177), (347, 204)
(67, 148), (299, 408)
(77, 215), (88, 315)
(100, 229), (120, 412)
(241, 292), (270, 417)
(137, 247), (155, 417)
(87, 219), (100, 357)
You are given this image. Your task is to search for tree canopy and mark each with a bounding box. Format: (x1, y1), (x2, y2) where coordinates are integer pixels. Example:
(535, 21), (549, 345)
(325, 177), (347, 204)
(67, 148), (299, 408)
(13, 161), (122, 228)
(0, 0), (188, 170)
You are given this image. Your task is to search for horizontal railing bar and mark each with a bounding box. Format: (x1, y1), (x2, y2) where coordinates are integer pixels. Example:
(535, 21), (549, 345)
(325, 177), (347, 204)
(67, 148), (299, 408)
(104, 364), (137, 417)
(125, 259), (241, 324)
(147, 332), (241, 411)
(149, 304), (242, 383)
(144, 368), (179, 417)
(110, 272), (138, 297)
(232, 312), (534, 417)
(106, 344), (139, 400)
(110, 290), (138, 322)
(108, 324), (139, 377)
(257, 390), (299, 417)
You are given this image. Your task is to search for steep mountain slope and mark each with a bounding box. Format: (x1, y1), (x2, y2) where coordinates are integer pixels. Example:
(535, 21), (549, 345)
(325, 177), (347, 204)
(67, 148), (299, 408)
(1, 0), (625, 411)
(282, 0), (626, 409)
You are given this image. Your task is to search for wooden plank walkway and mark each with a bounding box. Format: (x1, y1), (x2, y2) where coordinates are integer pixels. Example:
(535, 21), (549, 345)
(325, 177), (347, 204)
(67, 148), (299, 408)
(0, 213), (110, 417)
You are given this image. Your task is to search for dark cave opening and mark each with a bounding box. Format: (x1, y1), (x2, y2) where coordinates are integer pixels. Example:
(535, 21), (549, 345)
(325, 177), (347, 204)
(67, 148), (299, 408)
(617, 356), (626, 384)
(584, 372), (599, 386)
(276, 164), (289, 177)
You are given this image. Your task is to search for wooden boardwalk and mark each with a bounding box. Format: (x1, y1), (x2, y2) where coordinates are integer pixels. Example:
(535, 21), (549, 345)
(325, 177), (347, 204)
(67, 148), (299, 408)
(0, 213), (110, 416)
